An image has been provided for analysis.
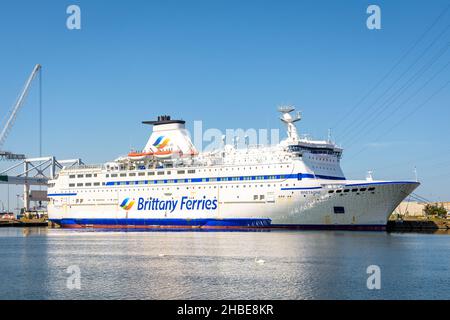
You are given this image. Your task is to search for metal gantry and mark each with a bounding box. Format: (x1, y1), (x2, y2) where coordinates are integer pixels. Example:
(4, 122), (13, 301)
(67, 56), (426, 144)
(0, 157), (83, 211)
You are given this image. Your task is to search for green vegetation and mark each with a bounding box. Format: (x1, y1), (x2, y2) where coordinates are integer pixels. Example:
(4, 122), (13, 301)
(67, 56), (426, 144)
(423, 204), (448, 218)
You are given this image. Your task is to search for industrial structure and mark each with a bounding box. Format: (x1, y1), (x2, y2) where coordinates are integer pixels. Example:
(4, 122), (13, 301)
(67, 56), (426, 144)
(0, 64), (83, 215)
(0, 64), (41, 160)
(0, 157), (83, 212)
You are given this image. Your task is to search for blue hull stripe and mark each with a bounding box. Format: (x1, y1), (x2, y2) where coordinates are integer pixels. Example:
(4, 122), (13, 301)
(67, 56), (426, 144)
(281, 187), (322, 191)
(49, 218), (386, 230)
(51, 218), (272, 228)
(47, 193), (77, 196)
(315, 174), (346, 180)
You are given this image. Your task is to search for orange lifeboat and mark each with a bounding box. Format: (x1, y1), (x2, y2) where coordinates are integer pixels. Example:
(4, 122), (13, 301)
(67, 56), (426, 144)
(128, 151), (154, 157)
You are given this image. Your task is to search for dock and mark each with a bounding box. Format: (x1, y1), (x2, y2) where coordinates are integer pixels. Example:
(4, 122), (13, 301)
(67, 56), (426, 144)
(0, 218), (49, 228)
(387, 218), (450, 232)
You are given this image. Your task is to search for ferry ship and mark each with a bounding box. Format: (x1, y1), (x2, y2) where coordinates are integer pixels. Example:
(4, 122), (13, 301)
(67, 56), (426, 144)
(47, 107), (419, 230)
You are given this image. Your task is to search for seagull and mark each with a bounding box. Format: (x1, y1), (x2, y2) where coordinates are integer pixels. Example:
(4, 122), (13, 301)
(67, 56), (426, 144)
(254, 257), (265, 265)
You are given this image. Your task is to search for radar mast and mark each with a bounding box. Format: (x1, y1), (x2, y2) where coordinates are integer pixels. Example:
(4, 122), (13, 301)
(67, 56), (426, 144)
(278, 105), (301, 141)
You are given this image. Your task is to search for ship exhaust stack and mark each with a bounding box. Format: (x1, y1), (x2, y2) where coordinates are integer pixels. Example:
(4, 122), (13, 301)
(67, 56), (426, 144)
(141, 115), (198, 157)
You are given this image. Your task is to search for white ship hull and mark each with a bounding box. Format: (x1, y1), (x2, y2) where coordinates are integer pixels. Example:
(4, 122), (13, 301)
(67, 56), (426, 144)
(48, 178), (419, 230)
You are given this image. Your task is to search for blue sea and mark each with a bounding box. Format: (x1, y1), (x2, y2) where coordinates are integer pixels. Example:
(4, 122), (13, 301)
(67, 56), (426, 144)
(0, 227), (449, 299)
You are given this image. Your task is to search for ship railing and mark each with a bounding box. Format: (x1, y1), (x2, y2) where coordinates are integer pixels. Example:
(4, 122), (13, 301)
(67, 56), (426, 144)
(63, 164), (103, 171)
(247, 144), (266, 149)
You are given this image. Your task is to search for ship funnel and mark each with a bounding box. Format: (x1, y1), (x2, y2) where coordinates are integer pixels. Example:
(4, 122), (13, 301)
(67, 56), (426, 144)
(141, 115), (198, 157)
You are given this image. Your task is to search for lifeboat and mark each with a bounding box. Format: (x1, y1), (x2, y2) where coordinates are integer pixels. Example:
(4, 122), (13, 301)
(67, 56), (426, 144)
(127, 151), (154, 160)
(127, 148), (188, 159)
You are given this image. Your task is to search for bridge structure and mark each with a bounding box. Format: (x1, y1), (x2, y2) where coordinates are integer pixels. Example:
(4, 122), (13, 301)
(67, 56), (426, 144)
(0, 157), (83, 211)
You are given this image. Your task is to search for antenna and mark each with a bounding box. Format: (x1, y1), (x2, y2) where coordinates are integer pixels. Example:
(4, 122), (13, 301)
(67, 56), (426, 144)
(414, 166), (418, 182)
(278, 105), (301, 141)
(278, 105), (301, 123)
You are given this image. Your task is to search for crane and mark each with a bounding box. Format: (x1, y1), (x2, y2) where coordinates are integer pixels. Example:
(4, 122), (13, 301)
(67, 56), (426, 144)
(0, 64), (41, 160)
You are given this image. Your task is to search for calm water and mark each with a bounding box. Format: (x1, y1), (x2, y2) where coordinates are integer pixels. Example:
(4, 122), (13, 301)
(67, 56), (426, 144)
(0, 227), (449, 300)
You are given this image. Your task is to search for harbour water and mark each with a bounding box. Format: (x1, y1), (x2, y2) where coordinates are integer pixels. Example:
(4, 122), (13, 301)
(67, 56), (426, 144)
(0, 227), (449, 300)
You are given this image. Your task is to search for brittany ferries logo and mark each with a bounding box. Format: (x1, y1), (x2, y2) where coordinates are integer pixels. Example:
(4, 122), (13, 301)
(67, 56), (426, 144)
(119, 196), (218, 212)
(153, 136), (170, 149)
(120, 198), (135, 210)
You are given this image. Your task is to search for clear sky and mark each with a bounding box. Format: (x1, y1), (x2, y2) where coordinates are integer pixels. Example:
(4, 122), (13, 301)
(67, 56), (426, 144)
(1, 0), (450, 211)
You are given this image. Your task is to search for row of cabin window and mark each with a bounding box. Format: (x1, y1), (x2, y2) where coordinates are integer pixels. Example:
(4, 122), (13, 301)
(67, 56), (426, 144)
(69, 166), (292, 179)
(328, 187), (375, 194)
(68, 174), (292, 188)
(69, 174), (98, 179)
(68, 184), (292, 192)
(107, 175), (290, 186)
(69, 182), (103, 187)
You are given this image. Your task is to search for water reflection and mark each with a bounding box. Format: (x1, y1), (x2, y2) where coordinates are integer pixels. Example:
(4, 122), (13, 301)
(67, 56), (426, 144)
(0, 228), (449, 299)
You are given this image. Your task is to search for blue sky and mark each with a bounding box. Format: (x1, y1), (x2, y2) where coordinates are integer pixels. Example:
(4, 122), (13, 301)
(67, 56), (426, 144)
(1, 0), (450, 210)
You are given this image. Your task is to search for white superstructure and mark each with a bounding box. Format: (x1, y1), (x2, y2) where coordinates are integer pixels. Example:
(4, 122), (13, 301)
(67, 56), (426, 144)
(48, 108), (419, 230)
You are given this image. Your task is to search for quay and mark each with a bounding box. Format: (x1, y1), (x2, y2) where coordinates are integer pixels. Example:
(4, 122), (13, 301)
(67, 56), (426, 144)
(0, 218), (49, 228)
(387, 218), (450, 232)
